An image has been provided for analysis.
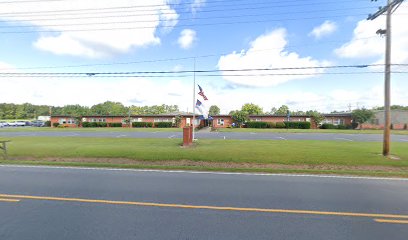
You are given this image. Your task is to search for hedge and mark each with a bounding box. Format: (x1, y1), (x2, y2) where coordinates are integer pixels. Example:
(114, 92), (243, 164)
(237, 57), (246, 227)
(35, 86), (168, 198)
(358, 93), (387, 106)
(284, 121), (311, 129)
(246, 121), (269, 128)
(155, 122), (173, 128)
(321, 123), (337, 129)
(109, 123), (122, 127)
(132, 122), (153, 128)
(275, 122), (286, 128)
(82, 122), (108, 128)
(52, 122), (59, 127)
(45, 121), (51, 127)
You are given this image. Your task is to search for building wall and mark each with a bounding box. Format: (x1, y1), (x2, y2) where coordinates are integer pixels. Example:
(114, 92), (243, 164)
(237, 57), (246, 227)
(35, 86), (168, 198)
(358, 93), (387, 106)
(371, 110), (408, 125)
(322, 116), (352, 125)
(212, 116), (233, 128)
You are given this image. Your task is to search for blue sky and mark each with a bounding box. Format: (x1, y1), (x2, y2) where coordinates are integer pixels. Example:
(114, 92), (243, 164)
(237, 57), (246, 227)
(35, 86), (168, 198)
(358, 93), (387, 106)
(0, 0), (407, 114)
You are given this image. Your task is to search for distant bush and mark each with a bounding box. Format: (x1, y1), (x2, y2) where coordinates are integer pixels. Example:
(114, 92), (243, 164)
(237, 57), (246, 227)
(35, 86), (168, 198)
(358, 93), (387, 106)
(267, 122), (276, 128)
(284, 121), (311, 129)
(155, 122), (173, 128)
(44, 121), (51, 127)
(275, 122), (286, 128)
(82, 122), (108, 128)
(132, 122), (153, 128)
(109, 123), (122, 127)
(52, 122), (59, 128)
(246, 121), (268, 128)
(405, 123), (407, 130)
(390, 124), (394, 130)
(336, 124), (347, 129)
(321, 123), (336, 129)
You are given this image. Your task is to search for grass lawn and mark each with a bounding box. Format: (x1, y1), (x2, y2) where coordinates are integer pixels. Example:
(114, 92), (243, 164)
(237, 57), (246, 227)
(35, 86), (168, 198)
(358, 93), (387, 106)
(1, 137), (408, 177)
(216, 128), (408, 135)
(0, 127), (181, 132)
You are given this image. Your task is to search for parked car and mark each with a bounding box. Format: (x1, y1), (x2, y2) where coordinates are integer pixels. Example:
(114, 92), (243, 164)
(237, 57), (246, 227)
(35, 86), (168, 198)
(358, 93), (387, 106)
(0, 121), (7, 127)
(16, 121), (26, 127)
(31, 120), (45, 127)
(8, 121), (17, 127)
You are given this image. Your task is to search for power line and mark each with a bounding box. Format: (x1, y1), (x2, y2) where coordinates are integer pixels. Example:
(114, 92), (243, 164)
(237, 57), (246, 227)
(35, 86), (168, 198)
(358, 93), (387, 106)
(0, 0), (366, 16)
(0, 36), (381, 70)
(0, 13), (370, 34)
(1, 64), (407, 76)
(0, 6), (374, 26)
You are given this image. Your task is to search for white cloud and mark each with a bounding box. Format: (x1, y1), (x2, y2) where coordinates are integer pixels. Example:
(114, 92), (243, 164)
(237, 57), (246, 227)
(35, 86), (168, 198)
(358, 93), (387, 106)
(309, 20), (337, 39)
(191, 0), (206, 13)
(178, 29), (197, 49)
(335, 2), (408, 64)
(217, 28), (327, 87)
(0, 0), (178, 58)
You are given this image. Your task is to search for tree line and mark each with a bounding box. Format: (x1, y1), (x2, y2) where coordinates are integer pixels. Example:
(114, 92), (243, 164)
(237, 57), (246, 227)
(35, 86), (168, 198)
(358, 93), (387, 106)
(0, 101), (179, 119)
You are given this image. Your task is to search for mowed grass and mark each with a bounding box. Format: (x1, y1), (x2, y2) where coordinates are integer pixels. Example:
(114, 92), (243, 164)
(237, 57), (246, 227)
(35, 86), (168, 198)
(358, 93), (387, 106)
(2, 137), (408, 167)
(0, 127), (181, 132)
(216, 128), (408, 135)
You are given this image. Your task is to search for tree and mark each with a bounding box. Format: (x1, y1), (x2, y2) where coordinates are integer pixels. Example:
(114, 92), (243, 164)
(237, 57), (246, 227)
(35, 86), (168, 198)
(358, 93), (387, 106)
(275, 105), (289, 115)
(231, 110), (249, 127)
(268, 107), (277, 115)
(241, 103), (263, 115)
(352, 108), (374, 126)
(306, 110), (325, 127)
(209, 105), (220, 116)
(90, 101), (127, 115)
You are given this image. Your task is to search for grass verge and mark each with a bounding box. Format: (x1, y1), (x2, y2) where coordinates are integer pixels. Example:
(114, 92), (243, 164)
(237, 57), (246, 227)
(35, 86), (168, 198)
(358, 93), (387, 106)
(1, 137), (407, 177)
(0, 127), (181, 132)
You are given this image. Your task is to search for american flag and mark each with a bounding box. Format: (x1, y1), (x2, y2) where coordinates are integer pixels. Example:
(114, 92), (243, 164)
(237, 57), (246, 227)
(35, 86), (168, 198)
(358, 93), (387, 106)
(197, 85), (208, 100)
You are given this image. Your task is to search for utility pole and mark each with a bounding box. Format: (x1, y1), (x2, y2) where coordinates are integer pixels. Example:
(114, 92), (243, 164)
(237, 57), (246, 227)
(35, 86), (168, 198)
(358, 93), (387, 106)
(192, 57), (196, 141)
(367, 0), (404, 156)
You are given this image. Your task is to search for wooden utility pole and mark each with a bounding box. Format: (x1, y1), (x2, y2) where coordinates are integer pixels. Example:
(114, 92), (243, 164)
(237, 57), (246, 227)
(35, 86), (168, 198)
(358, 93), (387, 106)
(367, 0), (404, 156)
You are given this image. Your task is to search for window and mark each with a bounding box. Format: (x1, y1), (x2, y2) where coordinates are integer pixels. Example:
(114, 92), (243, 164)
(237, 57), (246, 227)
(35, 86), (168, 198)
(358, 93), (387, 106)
(217, 118), (224, 126)
(252, 118), (262, 122)
(98, 118), (106, 122)
(59, 118), (66, 124)
(67, 118), (76, 124)
(154, 118), (172, 122)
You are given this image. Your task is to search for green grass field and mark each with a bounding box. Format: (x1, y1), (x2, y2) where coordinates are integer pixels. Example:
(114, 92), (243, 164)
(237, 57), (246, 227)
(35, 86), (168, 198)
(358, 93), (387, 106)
(0, 137), (407, 177)
(0, 127), (181, 132)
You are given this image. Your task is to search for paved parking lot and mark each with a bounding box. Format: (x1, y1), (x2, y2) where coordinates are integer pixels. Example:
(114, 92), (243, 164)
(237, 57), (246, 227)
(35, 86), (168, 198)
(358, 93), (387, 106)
(1, 130), (408, 142)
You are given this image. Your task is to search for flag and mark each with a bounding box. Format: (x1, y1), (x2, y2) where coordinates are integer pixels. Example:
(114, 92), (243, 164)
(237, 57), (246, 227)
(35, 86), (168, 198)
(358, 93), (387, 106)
(197, 85), (208, 100)
(195, 99), (208, 119)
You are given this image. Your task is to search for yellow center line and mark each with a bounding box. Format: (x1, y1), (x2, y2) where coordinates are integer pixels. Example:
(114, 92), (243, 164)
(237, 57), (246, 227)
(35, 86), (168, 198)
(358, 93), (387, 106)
(0, 198), (20, 202)
(374, 219), (408, 224)
(1, 193), (408, 220)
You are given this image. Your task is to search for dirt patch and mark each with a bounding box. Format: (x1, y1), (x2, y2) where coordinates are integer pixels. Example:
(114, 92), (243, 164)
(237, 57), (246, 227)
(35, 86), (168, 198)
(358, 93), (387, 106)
(10, 157), (408, 173)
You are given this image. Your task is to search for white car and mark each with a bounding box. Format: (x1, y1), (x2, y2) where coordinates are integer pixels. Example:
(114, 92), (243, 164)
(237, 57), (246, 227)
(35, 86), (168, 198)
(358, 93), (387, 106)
(7, 121), (17, 127)
(16, 121), (26, 127)
(0, 121), (7, 127)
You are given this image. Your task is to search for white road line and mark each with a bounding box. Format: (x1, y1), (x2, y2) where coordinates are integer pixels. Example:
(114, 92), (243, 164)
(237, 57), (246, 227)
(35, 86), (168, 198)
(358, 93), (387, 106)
(334, 137), (353, 142)
(400, 139), (408, 142)
(168, 135), (175, 139)
(250, 132), (256, 135)
(1, 164), (407, 181)
(276, 137), (286, 140)
(116, 134), (127, 138)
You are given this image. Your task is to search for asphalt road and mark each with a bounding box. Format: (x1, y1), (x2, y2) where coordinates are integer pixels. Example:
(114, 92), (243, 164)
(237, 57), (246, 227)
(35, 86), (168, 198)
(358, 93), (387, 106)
(1, 130), (408, 142)
(0, 165), (407, 240)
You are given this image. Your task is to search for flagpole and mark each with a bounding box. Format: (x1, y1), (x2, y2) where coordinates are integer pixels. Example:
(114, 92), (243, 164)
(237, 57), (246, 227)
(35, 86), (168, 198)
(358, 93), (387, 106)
(192, 57), (196, 141)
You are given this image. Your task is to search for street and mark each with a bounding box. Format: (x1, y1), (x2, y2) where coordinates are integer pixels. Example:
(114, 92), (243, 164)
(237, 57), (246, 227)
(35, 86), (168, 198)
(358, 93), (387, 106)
(0, 165), (407, 239)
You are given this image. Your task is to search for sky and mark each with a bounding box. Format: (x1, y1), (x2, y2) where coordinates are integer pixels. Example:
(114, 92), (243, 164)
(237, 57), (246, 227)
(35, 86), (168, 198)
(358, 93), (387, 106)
(0, 0), (407, 114)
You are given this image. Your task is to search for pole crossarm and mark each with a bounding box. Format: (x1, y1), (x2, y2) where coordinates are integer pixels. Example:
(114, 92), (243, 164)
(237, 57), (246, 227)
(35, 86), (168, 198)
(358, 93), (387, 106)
(367, 0), (404, 20)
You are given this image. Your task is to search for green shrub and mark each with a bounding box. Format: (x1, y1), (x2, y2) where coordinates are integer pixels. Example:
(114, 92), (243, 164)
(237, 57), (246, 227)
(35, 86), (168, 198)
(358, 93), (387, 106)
(82, 122), (90, 128)
(267, 122), (276, 128)
(155, 122), (173, 128)
(45, 121), (51, 127)
(284, 121), (311, 129)
(109, 123), (122, 127)
(337, 124), (347, 129)
(90, 122), (98, 128)
(390, 124), (394, 130)
(52, 122), (59, 127)
(405, 123), (407, 130)
(132, 122), (153, 128)
(321, 123), (336, 129)
(246, 121), (268, 128)
(275, 122), (286, 128)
